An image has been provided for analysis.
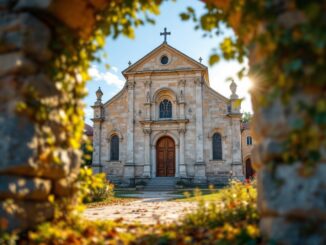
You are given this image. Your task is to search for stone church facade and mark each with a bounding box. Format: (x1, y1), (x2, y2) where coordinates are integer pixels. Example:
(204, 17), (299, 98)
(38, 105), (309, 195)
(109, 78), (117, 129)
(92, 41), (243, 186)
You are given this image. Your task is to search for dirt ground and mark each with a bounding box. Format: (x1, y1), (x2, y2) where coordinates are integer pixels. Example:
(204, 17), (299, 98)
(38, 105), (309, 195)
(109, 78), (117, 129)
(84, 191), (197, 225)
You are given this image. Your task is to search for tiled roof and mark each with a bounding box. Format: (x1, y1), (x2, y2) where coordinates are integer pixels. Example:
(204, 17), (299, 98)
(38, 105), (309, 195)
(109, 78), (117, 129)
(241, 122), (250, 131)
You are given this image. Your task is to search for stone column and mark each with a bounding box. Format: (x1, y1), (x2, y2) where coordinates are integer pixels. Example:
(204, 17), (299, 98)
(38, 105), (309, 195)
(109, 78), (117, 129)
(230, 117), (243, 179)
(151, 144), (156, 177)
(176, 143), (180, 177)
(194, 77), (206, 182)
(91, 87), (104, 173)
(178, 79), (186, 119)
(144, 80), (152, 120)
(0, 0), (108, 231)
(124, 80), (135, 183)
(228, 81), (243, 179)
(143, 128), (151, 177)
(252, 96), (326, 244)
(178, 128), (187, 177)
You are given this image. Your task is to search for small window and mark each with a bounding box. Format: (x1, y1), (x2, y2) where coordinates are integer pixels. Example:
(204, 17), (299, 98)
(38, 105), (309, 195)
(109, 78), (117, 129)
(227, 105), (231, 113)
(160, 55), (169, 65)
(159, 99), (172, 118)
(247, 136), (253, 145)
(110, 135), (119, 161)
(212, 133), (222, 160)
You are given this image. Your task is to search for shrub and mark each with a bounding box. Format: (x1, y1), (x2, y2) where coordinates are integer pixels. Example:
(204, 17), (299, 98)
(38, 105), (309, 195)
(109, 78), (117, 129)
(77, 167), (114, 203)
(86, 181), (114, 203)
(183, 180), (258, 228)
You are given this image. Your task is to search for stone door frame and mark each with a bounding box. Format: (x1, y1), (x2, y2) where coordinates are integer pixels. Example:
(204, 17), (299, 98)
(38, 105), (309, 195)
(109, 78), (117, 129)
(151, 131), (179, 178)
(156, 136), (176, 176)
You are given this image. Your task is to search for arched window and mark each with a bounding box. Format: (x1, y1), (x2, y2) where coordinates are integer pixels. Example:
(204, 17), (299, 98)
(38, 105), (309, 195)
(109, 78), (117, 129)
(110, 135), (119, 161)
(247, 136), (253, 145)
(212, 133), (222, 160)
(159, 99), (172, 118)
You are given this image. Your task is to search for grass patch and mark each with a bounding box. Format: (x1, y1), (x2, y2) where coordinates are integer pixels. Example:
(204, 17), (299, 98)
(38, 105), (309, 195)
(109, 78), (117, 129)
(171, 189), (222, 202)
(86, 190), (141, 208)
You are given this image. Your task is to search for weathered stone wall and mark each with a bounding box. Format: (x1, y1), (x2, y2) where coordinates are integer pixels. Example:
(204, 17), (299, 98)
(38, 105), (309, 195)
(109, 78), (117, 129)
(241, 128), (254, 163)
(252, 97), (326, 244)
(0, 0), (106, 232)
(202, 85), (233, 183)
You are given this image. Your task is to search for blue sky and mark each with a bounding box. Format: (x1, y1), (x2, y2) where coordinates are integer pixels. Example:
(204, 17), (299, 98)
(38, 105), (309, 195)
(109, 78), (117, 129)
(85, 0), (253, 124)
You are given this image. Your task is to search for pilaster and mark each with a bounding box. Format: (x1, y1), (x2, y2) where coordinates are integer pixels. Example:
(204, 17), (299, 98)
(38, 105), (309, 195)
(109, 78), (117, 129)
(230, 116), (244, 180)
(194, 77), (206, 181)
(194, 77), (204, 163)
(178, 79), (186, 119)
(178, 128), (187, 177)
(144, 80), (152, 120)
(91, 88), (104, 167)
(124, 80), (135, 179)
(143, 128), (151, 177)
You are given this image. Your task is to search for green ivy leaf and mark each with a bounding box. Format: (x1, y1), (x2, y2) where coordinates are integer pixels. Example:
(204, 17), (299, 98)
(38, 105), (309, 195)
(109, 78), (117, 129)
(209, 54), (220, 65)
(180, 13), (190, 21)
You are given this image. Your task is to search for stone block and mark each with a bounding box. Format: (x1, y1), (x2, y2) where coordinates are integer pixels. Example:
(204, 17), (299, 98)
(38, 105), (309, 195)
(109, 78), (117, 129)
(0, 200), (54, 232)
(0, 13), (51, 61)
(14, 0), (52, 9)
(54, 177), (76, 197)
(0, 52), (36, 76)
(194, 163), (207, 183)
(252, 98), (289, 140)
(0, 115), (36, 173)
(0, 118), (80, 179)
(22, 74), (58, 97)
(0, 176), (51, 201)
(123, 164), (135, 178)
(260, 217), (326, 245)
(15, 0), (98, 39)
(258, 163), (326, 219)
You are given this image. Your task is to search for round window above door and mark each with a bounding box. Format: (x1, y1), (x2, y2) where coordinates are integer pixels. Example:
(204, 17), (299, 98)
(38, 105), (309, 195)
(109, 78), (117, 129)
(160, 55), (169, 65)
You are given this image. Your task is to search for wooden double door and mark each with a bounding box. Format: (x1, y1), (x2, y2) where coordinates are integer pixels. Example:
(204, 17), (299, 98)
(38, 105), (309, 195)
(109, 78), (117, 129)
(156, 136), (175, 177)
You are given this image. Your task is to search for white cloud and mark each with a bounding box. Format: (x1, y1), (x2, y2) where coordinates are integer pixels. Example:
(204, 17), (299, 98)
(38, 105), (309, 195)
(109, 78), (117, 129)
(89, 66), (125, 89)
(111, 66), (118, 73)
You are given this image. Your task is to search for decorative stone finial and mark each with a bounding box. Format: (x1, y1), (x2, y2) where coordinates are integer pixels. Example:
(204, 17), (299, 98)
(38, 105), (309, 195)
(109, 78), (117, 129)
(96, 87), (103, 102)
(229, 79), (238, 99)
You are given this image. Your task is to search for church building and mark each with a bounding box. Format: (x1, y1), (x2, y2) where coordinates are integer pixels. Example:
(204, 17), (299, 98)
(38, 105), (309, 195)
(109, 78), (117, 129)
(92, 30), (243, 186)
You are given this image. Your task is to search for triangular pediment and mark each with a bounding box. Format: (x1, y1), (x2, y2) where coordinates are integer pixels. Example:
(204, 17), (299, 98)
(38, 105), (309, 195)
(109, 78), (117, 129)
(122, 43), (207, 76)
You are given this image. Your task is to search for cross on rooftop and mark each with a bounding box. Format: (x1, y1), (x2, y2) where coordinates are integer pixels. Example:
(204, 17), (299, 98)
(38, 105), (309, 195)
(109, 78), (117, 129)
(128, 61), (132, 66)
(160, 27), (171, 43)
(199, 57), (203, 63)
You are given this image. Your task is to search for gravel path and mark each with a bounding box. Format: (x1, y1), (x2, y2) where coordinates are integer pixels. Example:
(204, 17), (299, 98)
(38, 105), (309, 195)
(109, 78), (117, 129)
(84, 191), (197, 225)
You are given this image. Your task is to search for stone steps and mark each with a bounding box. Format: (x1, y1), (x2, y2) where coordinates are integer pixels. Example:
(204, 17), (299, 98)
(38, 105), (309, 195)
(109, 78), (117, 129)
(144, 177), (177, 191)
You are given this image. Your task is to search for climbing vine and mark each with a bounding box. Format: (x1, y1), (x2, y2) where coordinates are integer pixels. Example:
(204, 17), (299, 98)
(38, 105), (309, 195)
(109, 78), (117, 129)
(23, 1), (163, 168)
(181, 0), (325, 172)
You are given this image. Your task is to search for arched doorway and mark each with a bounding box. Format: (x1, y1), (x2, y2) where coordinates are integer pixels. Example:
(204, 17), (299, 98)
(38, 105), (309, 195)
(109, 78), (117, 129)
(156, 136), (175, 177)
(245, 158), (255, 179)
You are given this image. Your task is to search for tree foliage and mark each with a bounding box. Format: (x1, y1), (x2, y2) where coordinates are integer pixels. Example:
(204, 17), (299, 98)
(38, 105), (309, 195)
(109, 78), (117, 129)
(241, 112), (252, 123)
(181, 0), (325, 171)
